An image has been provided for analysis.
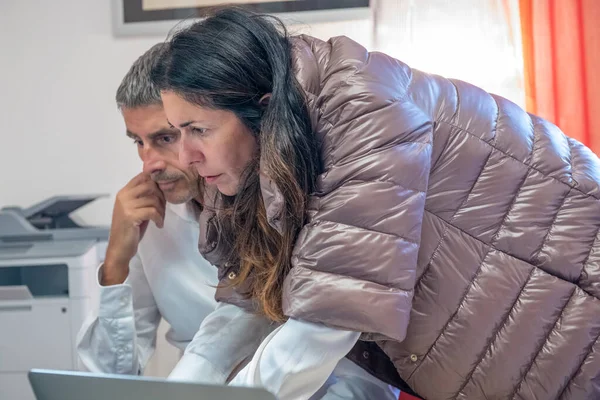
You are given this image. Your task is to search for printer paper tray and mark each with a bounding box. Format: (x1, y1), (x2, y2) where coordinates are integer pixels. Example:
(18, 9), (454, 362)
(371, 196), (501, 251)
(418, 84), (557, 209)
(0, 285), (33, 301)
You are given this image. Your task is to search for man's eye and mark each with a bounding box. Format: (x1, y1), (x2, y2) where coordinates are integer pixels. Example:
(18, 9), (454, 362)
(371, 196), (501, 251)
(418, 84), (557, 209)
(191, 127), (207, 135)
(133, 139), (143, 147)
(159, 135), (177, 144)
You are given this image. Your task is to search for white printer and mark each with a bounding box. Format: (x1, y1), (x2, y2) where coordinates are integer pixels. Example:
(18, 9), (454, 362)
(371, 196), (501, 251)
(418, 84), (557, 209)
(0, 196), (109, 400)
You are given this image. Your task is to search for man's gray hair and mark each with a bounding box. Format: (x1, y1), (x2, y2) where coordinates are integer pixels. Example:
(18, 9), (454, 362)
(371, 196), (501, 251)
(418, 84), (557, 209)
(116, 43), (166, 109)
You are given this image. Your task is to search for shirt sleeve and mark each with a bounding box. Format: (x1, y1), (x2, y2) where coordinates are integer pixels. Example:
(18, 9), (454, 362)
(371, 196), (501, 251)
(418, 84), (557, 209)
(76, 254), (161, 374)
(229, 318), (360, 400)
(168, 302), (275, 383)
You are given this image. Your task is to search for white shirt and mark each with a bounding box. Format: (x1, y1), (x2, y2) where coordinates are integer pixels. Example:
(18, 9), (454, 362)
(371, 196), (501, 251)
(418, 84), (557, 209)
(76, 202), (226, 374)
(76, 202), (398, 399)
(172, 310), (399, 400)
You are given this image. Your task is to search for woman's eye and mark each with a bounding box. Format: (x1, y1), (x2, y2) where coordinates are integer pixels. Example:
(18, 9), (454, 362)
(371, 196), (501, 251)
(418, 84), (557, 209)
(160, 135), (175, 144)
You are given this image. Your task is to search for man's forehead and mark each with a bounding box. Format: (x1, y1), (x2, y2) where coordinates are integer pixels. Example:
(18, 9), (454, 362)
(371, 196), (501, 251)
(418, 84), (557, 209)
(122, 105), (175, 137)
(122, 104), (165, 121)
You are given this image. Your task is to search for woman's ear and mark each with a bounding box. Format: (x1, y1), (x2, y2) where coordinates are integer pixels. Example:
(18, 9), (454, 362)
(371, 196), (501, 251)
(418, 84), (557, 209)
(259, 93), (271, 107)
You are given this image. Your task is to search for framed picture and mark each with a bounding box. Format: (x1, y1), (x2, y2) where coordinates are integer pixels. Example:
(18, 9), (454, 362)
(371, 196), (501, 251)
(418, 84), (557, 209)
(112, 0), (371, 37)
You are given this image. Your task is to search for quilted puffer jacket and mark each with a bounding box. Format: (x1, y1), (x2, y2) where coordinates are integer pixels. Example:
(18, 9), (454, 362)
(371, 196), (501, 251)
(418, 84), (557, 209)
(200, 35), (600, 399)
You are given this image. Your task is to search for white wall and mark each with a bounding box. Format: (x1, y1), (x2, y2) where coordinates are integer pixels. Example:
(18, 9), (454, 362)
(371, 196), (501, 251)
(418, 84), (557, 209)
(0, 0), (372, 225)
(0, 1), (155, 223)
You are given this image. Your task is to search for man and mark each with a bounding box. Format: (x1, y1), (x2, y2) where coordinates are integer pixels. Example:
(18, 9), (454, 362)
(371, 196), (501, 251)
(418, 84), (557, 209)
(76, 43), (271, 380)
(77, 43), (402, 399)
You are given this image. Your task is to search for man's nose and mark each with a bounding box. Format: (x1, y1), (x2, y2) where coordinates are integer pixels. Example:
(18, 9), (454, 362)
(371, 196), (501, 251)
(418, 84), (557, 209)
(142, 149), (166, 175)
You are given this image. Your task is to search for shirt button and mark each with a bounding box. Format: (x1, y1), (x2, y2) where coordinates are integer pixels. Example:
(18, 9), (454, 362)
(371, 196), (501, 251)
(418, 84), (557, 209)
(228, 271), (237, 280)
(362, 351), (370, 359)
(410, 354), (418, 362)
(120, 296), (128, 306)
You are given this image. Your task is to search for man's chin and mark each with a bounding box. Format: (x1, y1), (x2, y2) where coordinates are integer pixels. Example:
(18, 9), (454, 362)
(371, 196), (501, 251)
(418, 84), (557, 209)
(164, 190), (193, 205)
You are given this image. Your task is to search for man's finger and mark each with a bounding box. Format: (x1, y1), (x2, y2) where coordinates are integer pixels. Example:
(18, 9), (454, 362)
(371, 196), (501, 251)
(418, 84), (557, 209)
(134, 207), (165, 229)
(128, 179), (162, 200)
(132, 196), (165, 216)
(125, 172), (151, 189)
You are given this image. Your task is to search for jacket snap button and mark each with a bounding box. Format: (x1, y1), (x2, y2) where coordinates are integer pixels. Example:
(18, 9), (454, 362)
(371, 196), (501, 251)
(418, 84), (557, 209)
(228, 271), (237, 280)
(410, 354), (418, 362)
(362, 351), (369, 359)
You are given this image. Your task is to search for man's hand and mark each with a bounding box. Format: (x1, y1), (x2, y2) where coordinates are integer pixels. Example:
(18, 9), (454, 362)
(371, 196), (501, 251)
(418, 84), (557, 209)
(102, 173), (166, 285)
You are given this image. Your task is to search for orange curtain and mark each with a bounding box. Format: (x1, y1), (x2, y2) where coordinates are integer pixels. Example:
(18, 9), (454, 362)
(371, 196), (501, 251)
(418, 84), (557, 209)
(519, 0), (600, 155)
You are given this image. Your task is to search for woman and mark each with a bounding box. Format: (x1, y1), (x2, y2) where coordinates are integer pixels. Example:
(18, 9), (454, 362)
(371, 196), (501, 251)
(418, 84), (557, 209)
(152, 7), (600, 400)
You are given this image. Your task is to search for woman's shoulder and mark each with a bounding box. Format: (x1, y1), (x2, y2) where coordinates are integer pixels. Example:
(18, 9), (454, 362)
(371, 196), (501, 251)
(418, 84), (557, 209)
(291, 34), (412, 101)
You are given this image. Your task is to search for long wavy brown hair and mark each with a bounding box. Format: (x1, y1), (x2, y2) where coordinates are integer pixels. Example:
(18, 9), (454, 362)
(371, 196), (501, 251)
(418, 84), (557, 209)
(152, 8), (320, 321)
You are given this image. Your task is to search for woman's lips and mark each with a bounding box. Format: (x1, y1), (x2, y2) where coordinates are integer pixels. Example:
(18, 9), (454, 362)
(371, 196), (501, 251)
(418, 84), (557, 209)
(203, 174), (221, 184)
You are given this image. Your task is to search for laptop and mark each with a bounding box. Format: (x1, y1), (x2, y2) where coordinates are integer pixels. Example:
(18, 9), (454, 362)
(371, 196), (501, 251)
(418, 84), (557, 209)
(28, 369), (277, 400)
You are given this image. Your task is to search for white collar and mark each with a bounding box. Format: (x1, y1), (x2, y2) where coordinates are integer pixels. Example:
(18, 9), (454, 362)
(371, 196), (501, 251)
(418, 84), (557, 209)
(167, 201), (201, 225)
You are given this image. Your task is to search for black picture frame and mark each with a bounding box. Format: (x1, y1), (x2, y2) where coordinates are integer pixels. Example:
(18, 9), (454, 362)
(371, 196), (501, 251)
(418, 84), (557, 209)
(113, 0), (371, 37)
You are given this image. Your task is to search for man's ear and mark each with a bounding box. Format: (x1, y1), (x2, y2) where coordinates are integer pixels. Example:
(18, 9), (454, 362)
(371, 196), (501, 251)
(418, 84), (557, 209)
(259, 93), (271, 107)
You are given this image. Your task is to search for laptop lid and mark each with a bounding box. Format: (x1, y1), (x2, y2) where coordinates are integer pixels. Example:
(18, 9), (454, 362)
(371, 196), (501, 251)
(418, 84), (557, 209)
(28, 369), (277, 400)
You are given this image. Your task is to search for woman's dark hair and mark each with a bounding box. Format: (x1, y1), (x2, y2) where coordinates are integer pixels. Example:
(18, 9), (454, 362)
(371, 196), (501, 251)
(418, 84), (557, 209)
(151, 7), (319, 321)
